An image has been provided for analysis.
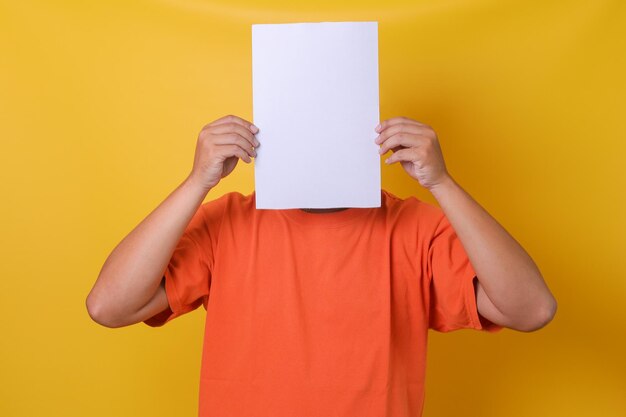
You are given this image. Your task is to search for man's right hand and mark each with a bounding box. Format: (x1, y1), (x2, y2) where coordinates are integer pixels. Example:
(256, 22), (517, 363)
(188, 114), (260, 191)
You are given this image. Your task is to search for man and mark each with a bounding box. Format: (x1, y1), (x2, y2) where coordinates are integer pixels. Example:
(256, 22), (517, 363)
(86, 114), (557, 417)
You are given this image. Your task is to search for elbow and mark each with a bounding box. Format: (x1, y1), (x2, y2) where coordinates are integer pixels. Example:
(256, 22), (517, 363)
(516, 296), (558, 332)
(86, 292), (124, 329)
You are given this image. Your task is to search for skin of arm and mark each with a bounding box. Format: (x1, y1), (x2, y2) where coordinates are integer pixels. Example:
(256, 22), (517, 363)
(376, 116), (557, 332)
(86, 176), (210, 328)
(86, 115), (259, 328)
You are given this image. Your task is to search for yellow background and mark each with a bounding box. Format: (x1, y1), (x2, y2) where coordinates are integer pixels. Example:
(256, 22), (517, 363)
(1, 0), (625, 416)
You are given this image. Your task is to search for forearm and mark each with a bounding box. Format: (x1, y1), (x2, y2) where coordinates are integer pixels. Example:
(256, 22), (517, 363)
(86, 175), (210, 324)
(429, 175), (556, 323)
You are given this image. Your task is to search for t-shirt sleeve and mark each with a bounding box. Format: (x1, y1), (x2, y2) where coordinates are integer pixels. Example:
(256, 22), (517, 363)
(143, 202), (217, 327)
(427, 214), (503, 333)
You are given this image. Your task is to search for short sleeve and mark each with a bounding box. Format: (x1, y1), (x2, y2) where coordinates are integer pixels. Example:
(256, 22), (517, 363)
(143, 203), (216, 327)
(427, 215), (503, 333)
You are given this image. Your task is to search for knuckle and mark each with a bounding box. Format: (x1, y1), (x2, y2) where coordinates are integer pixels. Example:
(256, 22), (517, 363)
(239, 128), (252, 139)
(199, 133), (212, 143)
(234, 133), (248, 145)
(235, 123), (247, 135)
(238, 137), (252, 151)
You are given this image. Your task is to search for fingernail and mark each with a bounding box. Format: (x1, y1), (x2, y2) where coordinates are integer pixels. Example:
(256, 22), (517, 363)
(375, 135), (380, 144)
(250, 124), (259, 133)
(385, 158), (390, 164)
(254, 140), (260, 147)
(375, 123), (381, 132)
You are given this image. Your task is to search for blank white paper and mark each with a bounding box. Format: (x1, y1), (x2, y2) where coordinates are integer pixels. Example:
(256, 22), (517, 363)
(252, 21), (381, 209)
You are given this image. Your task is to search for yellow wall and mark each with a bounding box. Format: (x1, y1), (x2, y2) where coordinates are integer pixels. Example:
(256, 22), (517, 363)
(1, 0), (624, 415)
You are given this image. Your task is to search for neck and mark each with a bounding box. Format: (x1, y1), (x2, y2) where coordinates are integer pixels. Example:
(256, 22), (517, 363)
(299, 208), (348, 214)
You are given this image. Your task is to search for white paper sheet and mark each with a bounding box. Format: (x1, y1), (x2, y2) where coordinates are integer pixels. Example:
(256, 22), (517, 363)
(252, 21), (381, 209)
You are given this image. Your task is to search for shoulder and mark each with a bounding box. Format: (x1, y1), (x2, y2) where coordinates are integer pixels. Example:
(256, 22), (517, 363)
(198, 190), (255, 226)
(381, 189), (445, 228)
(200, 190), (254, 208)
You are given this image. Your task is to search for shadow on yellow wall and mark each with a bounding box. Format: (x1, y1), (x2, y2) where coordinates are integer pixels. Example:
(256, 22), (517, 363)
(1, 0), (624, 416)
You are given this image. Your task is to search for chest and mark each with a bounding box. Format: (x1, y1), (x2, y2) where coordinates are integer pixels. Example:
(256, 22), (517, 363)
(209, 214), (426, 315)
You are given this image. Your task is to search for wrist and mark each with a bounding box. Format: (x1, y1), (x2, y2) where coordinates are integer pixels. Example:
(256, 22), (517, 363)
(183, 173), (213, 196)
(427, 173), (457, 199)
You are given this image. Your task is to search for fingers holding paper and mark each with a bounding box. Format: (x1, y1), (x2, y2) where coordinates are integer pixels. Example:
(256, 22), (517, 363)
(375, 116), (450, 190)
(189, 114), (260, 191)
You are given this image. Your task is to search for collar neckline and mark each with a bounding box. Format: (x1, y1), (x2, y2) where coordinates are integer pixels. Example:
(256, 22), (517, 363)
(252, 190), (383, 228)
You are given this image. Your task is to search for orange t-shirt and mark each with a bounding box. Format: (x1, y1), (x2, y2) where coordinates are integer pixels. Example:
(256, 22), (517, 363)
(144, 189), (502, 417)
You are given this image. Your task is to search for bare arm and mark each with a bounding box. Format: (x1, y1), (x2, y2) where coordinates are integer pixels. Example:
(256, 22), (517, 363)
(377, 116), (557, 332)
(86, 115), (260, 328)
(429, 175), (557, 331)
(86, 176), (210, 328)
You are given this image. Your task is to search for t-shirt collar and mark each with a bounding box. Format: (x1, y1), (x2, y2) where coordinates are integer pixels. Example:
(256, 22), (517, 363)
(252, 190), (383, 228)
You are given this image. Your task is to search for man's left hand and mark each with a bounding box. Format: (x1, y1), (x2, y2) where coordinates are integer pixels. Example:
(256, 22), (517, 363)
(375, 116), (450, 190)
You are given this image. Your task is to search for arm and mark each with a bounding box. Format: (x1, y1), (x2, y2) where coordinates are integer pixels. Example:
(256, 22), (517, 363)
(86, 115), (259, 328)
(86, 176), (209, 328)
(376, 116), (557, 332)
(429, 175), (556, 331)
